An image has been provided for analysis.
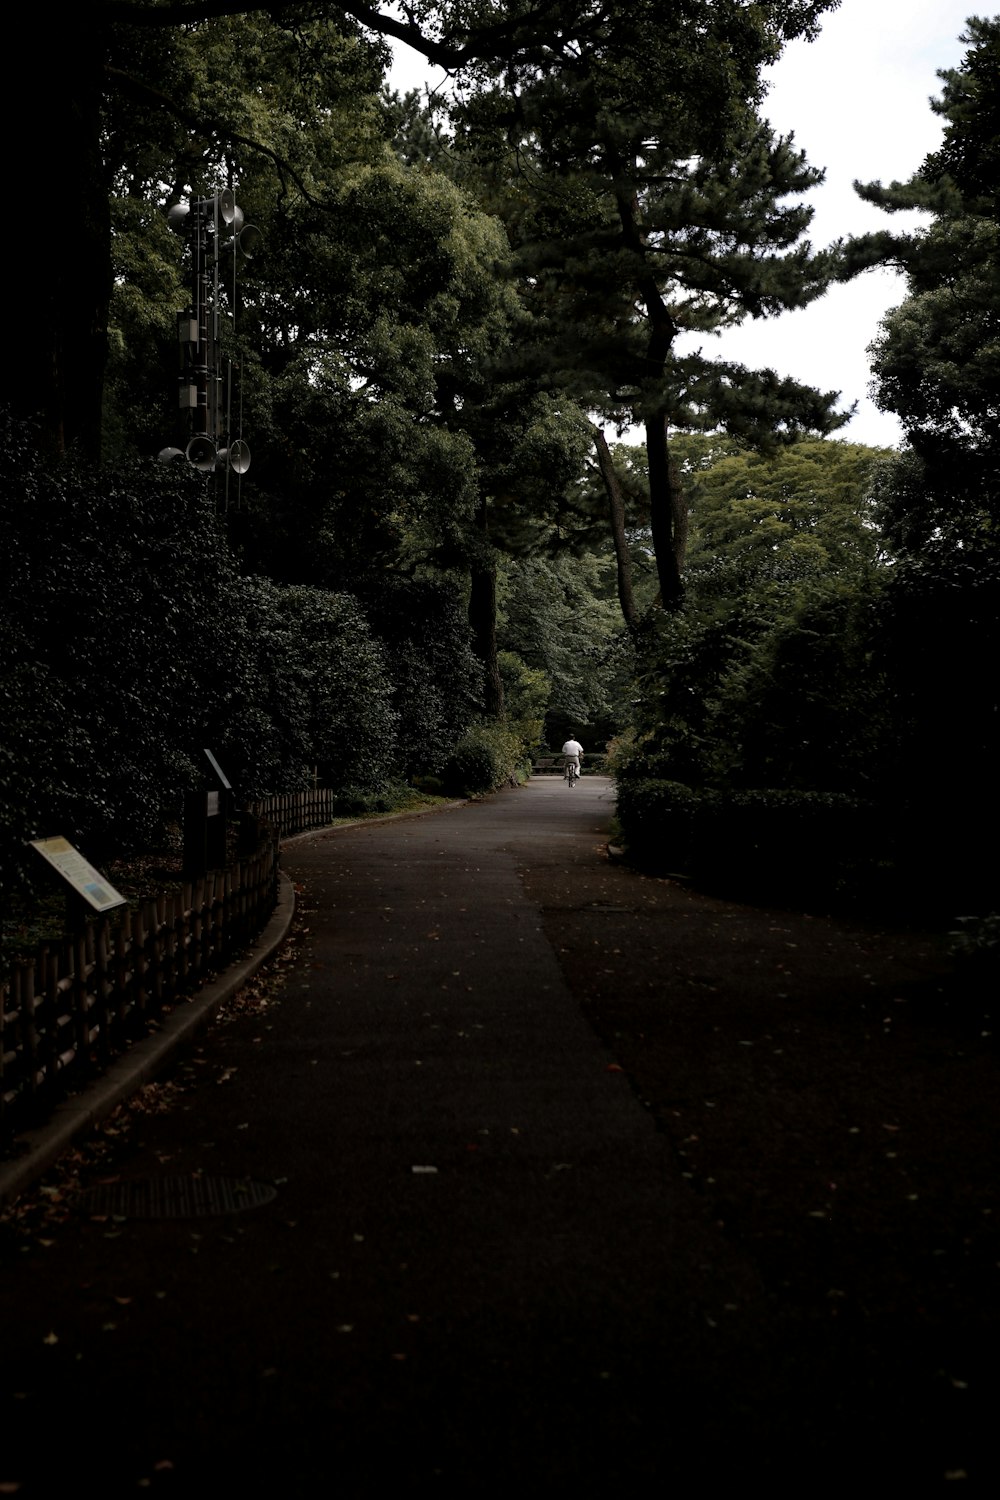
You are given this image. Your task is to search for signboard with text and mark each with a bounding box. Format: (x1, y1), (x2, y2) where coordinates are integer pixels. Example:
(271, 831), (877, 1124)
(29, 837), (127, 914)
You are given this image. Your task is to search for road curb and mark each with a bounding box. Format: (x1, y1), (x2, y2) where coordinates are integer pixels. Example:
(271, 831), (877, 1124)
(0, 872), (297, 1210)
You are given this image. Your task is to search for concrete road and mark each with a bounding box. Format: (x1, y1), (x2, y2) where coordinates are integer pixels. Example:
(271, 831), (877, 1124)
(0, 780), (798, 1494)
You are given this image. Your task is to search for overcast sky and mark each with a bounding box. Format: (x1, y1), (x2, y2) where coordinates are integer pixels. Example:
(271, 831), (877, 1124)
(389, 2), (973, 447)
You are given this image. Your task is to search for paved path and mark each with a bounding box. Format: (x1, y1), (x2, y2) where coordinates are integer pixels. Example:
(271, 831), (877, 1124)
(0, 778), (928, 1492)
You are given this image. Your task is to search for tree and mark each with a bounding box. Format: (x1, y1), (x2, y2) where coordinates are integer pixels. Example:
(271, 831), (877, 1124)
(12, 5), (847, 468)
(498, 550), (634, 742)
(622, 436), (893, 794)
(843, 18), (1000, 899)
(447, 0), (849, 607)
(850, 15), (999, 555)
(236, 579), (398, 793)
(679, 436), (890, 573)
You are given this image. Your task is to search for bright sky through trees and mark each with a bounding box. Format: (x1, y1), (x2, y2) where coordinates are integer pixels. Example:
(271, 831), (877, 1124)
(389, 0), (971, 448)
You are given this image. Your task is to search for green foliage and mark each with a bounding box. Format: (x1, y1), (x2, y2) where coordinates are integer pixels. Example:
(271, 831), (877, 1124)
(441, 720), (532, 797)
(441, 737), (501, 798)
(615, 778), (880, 906)
(851, 17), (1000, 556)
(498, 552), (635, 742)
(0, 415), (415, 904)
(606, 431), (959, 907)
(8, 3), (895, 932)
(445, 0), (848, 601)
(498, 651), (549, 746)
(620, 437), (893, 793)
(680, 436), (891, 573)
(948, 913), (1000, 978)
(359, 576), (482, 778)
(327, 784), (426, 819)
(0, 414), (253, 886)
(234, 578), (397, 795)
(843, 18), (1000, 908)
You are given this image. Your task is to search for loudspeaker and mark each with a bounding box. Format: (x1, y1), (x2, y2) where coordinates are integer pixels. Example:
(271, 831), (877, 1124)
(217, 441), (251, 474)
(237, 225), (262, 259)
(185, 434), (217, 471)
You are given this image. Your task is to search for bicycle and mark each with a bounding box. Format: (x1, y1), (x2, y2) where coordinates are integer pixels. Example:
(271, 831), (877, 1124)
(564, 757), (580, 787)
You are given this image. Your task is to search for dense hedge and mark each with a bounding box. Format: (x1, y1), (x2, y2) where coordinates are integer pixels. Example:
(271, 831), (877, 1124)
(615, 778), (885, 908)
(234, 578), (397, 795)
(0, 419), (479, 902)
(0, 421), (251, 885)
(359, 576), (482, 779)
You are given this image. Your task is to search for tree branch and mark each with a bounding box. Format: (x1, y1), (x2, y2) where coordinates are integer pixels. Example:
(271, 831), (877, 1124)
(105, 64), (325, 205)
(100, 0), (573, 71)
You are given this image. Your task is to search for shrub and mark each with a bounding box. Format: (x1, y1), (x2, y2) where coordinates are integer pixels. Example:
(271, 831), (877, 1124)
(359, 577), (481, 778)
(441, 720), (531, 797)
(948, 913), (1000, 971)
(442, 739), (499, 798)
(0, 418), (252, 889)
(615, 778), (880, 907)
(0, 417), (404, 899)
(235, 579), (398, 796)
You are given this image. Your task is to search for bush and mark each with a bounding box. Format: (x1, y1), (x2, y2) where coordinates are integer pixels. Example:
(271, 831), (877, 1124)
(234, 579), (397, 796)
(442, 740), (499, 798)
(360, 577), (481, 778)
(0, 419), (253, 890)
(614, 778), (695, 865)
(0, 417), (405, 899)
(616, 778), (880, 907)
(441, 721), (531, 797)
(948, 913), (1000, 982)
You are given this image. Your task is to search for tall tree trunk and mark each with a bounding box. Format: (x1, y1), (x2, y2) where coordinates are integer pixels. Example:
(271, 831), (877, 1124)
(608, 145), (686, 610)
(645, 411), (685, 609)
(592, 425), (638, 634)
(7, 17), (111, 460)
(666, 425), (689, 575)
(468, 500), (504, 717)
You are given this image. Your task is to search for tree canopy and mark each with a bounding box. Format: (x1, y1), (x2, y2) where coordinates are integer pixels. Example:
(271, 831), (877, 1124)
(438, 0), (850, 605)
(10, 2), (849, 607)
(849, 14), (999, 556)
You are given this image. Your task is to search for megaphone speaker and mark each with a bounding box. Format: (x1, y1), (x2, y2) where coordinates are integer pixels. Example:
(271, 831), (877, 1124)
(217, 441), (251, 474)
(185, 435), (217, 472)
(237, 224), (262, 260)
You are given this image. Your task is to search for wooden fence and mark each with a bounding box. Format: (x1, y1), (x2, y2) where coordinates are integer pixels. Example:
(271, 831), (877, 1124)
(1, 828), (279, 1141)
(248, 789), (342, 841)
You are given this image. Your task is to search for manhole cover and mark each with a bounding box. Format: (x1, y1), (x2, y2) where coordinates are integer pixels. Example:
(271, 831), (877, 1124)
(76, 1175), (278, 1219)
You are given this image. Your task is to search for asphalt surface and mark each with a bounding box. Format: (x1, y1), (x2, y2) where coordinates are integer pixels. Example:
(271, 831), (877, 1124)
(0, 777), (963, 1493)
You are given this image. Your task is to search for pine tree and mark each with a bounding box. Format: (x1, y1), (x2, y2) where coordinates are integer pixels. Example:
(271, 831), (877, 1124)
(850, 15), (1000, 555)
(448, 0), (849, 608)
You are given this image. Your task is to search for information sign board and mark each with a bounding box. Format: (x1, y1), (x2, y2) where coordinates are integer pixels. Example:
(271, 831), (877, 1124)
(203, 749), (232, 791)
(29, 837), (127, 913)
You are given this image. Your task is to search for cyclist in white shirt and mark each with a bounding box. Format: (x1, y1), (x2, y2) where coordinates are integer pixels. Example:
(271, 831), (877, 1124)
(561, 734), (583, 781)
